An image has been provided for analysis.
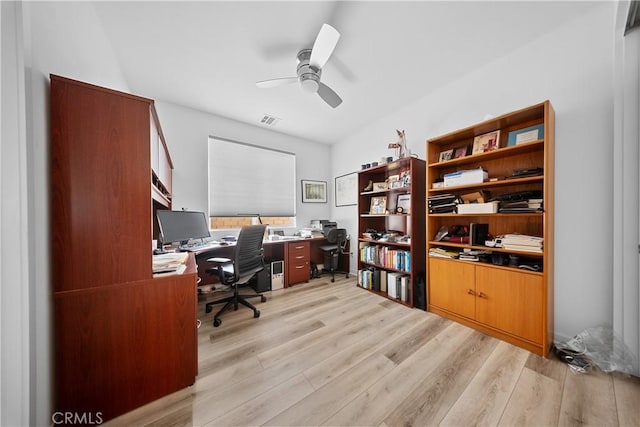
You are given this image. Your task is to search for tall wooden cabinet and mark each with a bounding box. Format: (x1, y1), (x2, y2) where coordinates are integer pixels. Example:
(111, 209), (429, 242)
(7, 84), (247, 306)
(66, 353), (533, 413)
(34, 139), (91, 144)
(50, 75), (198, 422)
(357, 157), (426, 308)
(425, 101), (554, 356)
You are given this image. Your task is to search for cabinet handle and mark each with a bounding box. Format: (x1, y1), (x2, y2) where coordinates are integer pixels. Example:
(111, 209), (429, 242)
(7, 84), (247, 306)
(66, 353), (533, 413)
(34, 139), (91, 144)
(295, 255), (305, 259)
(295, 265), (305, 269)
(295, 245), (305, 249)
(477, 292), (487, 298)
(467, 289), (475, 296)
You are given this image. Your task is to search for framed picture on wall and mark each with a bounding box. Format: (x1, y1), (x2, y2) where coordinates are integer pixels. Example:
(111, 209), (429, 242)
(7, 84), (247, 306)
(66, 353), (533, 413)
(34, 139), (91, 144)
(301, 179), (327, 203)
(335, 172), (357, 206)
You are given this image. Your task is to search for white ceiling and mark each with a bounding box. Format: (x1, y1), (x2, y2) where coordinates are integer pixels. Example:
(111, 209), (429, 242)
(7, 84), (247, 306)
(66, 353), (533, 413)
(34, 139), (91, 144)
(92, 1), (597, 145)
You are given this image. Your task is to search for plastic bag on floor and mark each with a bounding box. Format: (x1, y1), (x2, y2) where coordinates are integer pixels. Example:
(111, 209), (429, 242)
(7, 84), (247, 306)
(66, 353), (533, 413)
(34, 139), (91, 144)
(555, 324), (637, 375)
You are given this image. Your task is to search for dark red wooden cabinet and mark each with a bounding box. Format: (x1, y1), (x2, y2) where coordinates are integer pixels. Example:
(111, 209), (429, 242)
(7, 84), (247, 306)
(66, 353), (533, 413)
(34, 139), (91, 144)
(50, 75), (197, 422)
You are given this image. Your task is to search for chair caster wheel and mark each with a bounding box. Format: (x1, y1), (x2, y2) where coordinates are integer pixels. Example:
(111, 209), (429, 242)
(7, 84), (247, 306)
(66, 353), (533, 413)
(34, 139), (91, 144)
(213, 318), (222, 327)
(261, 295), (267, 303)
(205, 305), (212, 314)
(331, 278), (335, 283)
(254, 310), (260, 318)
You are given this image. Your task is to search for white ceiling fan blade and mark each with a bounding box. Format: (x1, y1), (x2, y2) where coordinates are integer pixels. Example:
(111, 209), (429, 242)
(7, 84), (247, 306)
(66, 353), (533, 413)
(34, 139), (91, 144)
(317, 82), (342, 108)
(309, 24), (340, 69)
(256, 77), (298, 88)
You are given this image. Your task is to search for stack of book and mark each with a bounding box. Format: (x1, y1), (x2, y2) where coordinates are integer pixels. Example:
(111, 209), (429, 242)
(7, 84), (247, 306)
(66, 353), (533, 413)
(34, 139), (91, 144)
(501, 233), (543, 253)
(499, 198), (543, 213)
(428, 247), (459, 259)
(428, 193), (460, 213)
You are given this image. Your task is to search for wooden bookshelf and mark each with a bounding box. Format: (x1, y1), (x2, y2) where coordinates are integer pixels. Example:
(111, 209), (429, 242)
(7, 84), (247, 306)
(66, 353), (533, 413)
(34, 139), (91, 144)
(426, 101), (555, 356)
(357, 157), (426, 309)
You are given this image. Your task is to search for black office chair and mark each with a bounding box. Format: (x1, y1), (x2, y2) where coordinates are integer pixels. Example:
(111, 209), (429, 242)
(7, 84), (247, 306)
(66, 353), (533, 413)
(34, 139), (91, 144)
(319, 228), (349, 282)
(204, 225), (267, 327)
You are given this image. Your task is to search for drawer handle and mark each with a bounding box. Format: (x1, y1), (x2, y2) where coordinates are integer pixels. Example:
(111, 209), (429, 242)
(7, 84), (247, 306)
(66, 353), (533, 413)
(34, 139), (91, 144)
(295, 265), (305, 269)
(295, 255), (305, 259)
(295, 245), (305, 249)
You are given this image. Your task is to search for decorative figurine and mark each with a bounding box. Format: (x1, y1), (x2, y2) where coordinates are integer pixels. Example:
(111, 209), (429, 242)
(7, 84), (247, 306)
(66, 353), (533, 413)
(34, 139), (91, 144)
(387, 129), (408, 159)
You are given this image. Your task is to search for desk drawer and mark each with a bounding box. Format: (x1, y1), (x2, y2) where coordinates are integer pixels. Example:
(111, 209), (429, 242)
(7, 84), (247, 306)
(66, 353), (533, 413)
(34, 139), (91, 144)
(288, 242), (310, 259)
(288, 260), (310, 284)
(287, 241), (310, 285)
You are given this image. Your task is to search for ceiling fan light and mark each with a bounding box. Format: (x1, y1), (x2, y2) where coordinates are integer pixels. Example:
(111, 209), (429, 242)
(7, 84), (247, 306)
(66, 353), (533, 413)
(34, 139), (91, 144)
(300, 79), (319, 93)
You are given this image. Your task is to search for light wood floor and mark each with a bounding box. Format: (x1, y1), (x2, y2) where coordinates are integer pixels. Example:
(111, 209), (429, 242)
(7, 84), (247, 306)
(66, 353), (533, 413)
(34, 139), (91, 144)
(107, 276), (640, 426)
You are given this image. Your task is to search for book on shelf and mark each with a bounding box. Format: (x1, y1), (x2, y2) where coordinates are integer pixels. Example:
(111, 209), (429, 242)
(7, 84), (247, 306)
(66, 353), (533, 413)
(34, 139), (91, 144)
(387, 272), (401, 299)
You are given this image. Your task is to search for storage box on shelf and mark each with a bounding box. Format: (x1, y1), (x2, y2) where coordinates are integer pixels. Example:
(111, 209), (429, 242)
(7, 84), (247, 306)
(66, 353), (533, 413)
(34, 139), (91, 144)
(357, 157), (426, 308)
(425, 100), (555, 356)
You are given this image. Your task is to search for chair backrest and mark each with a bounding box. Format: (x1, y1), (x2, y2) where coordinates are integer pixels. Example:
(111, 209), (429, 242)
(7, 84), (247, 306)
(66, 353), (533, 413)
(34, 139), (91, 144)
(326, 228), (348, 253)
(233, 225), (266, 281)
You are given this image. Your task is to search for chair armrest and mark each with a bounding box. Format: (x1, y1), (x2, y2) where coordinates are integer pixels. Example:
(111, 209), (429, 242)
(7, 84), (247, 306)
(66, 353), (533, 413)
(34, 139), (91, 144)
(206, 257), (236, 284)
(207, 257), (231, 265)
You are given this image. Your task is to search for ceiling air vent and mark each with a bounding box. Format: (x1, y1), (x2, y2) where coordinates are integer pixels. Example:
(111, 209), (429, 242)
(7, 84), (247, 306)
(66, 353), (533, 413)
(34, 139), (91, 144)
(259, 114), (281, 126)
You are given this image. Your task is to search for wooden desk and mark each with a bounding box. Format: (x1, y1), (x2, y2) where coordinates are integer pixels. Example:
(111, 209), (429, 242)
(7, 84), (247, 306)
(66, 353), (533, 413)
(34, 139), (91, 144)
(54, 253), (198, 422)
(193, 236), (349, 288)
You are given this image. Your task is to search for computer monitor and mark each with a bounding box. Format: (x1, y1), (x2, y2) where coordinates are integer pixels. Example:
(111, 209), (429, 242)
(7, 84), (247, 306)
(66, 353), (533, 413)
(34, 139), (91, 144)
(156, 210), (210, 246)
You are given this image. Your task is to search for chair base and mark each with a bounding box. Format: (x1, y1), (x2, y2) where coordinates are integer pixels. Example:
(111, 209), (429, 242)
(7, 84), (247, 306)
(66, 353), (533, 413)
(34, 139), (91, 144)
(322, 267), (350, 283)
(205, 288), (266, 327)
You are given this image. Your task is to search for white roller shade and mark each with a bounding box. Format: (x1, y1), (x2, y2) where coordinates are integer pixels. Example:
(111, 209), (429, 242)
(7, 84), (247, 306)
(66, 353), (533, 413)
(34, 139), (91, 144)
(208, 137), (296, 217)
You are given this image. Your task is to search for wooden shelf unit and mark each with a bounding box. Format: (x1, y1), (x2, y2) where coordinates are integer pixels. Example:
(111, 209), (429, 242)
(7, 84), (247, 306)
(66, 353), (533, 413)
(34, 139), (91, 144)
(425, 100), (554, 356)
(50, 75), (197, 422)
(357, 157), (426, 308)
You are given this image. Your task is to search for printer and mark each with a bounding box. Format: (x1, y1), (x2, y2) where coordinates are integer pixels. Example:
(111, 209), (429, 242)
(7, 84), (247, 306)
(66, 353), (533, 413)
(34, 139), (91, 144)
(321, 221), (337, 236)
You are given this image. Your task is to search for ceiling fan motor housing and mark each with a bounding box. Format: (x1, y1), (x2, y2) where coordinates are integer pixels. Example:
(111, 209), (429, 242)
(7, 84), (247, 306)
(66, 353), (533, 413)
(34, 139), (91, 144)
(297, 49), (321, 93)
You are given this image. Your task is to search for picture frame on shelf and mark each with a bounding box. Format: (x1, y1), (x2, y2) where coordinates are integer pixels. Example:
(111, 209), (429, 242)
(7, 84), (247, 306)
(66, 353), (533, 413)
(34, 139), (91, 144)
(301, 179), (327, 203)
(369, 196), (387, 214)
(453, 145), (469, 159)
(372, 181), (388, 191)
(387, 174), (401, 188)
(438, 149), (454, 162)
(472, 130), (501, 154)
(396, 194), (411, 214)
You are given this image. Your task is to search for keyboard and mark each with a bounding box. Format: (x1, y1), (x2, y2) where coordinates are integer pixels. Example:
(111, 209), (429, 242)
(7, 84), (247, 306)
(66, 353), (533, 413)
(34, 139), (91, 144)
(180, 242), (226, 251)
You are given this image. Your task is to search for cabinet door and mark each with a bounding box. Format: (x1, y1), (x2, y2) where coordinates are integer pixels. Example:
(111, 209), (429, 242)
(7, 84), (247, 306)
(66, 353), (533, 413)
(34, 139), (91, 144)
(428, 258), (475, 319)
(475, 266), (543, 343)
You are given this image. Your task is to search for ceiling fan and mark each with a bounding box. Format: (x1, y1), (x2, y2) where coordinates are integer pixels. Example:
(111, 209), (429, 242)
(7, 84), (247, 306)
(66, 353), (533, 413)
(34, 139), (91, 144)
(256, 24), (343, 108)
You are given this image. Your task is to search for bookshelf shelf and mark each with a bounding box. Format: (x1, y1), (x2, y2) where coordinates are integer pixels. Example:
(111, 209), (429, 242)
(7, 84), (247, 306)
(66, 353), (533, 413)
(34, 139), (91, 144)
(357, 157), (426, 309)
(426, 100), (554, 357)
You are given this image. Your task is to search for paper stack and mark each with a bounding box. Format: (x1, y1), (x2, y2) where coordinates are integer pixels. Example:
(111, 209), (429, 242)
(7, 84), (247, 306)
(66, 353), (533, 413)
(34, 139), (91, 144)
(501, 233), (543, 253)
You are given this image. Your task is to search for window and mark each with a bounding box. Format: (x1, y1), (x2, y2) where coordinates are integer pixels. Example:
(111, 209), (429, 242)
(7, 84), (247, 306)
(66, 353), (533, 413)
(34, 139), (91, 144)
(208, 137), (296, 228)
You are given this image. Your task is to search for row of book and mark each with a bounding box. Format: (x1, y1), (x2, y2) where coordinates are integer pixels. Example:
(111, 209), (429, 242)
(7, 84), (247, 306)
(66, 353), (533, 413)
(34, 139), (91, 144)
(358, 268), (411, 302)
(359, 244), (411, 272)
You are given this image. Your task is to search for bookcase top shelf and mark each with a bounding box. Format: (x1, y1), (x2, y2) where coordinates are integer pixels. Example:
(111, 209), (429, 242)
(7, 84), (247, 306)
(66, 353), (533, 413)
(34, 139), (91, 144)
(427, 139), (544, 168)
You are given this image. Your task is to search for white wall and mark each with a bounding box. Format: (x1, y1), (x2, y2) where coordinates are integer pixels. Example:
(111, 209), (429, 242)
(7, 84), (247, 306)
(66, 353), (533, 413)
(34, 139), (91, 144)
(330, 3), (617, 342)
(155, 101), (332, 237)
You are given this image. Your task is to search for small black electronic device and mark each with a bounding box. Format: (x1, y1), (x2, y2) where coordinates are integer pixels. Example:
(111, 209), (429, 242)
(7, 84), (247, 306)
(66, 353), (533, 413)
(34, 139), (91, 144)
(156, 210), (210, 247)
(322, 221), (337, 236)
